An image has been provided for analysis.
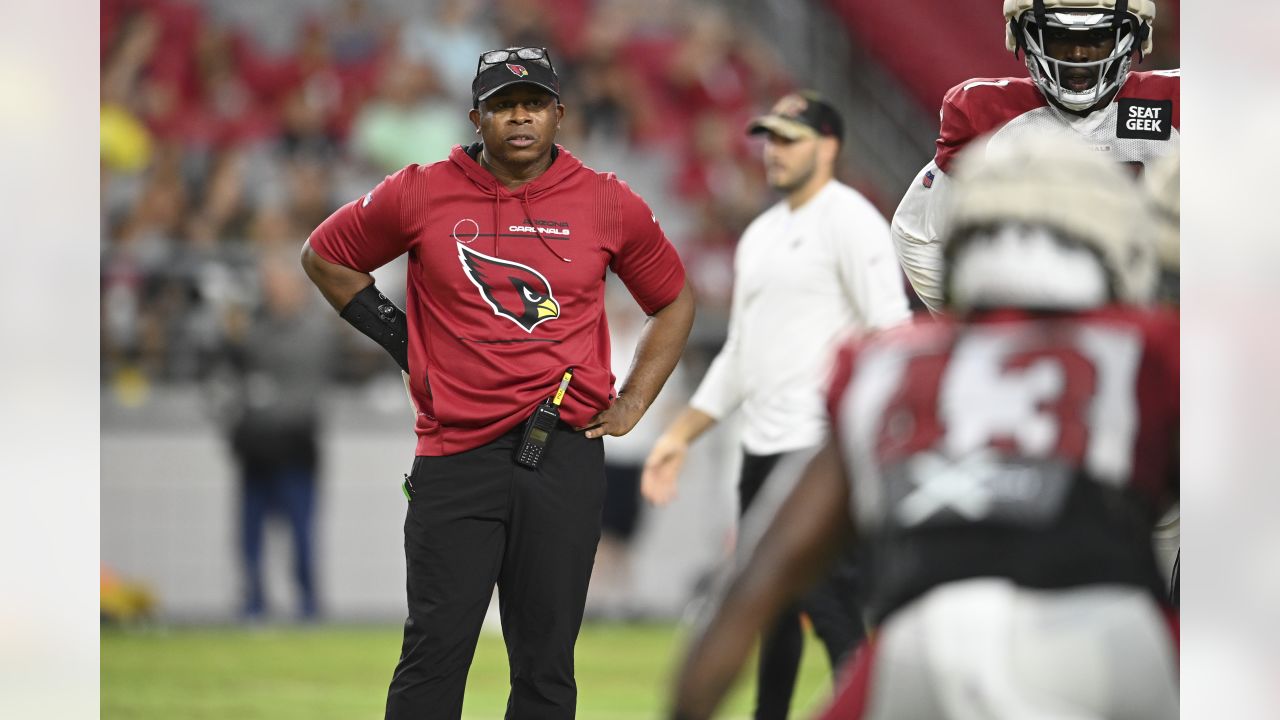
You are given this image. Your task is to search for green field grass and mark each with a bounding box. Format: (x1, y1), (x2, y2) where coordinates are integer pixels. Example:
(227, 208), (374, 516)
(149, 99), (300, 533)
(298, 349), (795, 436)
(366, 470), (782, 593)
(102, 622), (833, 719)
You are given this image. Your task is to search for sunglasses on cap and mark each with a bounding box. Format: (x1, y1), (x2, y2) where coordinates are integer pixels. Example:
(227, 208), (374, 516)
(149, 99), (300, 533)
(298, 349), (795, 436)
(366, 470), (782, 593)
(476, 47), (555, 73)
(472, 46), (560, 106)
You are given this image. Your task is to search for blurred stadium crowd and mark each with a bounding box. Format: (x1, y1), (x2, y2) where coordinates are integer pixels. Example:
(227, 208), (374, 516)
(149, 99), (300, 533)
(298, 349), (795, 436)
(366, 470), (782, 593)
(100, 0), (805, 393)
(99, 0), (1179, 390)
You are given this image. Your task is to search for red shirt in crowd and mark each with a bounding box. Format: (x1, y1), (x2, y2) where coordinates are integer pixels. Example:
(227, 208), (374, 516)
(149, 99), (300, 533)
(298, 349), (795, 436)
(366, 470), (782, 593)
(309, 144), (687, 456)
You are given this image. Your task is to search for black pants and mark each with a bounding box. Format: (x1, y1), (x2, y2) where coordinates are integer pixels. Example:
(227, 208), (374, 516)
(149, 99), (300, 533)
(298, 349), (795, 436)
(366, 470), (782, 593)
(740, 450), (866, 720)
(385, 424), (605, 720)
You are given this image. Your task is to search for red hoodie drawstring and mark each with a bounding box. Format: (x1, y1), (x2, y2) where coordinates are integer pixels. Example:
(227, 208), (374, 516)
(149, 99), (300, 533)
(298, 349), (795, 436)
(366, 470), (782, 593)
(493, 193), (501, 257)
(522, 186), (572, 263)
(451, 144), (574, 263)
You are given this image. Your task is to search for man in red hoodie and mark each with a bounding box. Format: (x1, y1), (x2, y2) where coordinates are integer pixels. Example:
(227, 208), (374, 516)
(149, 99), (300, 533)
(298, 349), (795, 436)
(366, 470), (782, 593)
(301, 46), (694, 719)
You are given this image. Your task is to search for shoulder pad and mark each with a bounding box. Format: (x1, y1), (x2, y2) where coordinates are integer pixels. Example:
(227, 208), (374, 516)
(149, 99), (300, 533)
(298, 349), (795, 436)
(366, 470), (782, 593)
(935, 77), (1045, 173)
(1118, 70), (1180, 131)
(1120, 69), (1180, 101)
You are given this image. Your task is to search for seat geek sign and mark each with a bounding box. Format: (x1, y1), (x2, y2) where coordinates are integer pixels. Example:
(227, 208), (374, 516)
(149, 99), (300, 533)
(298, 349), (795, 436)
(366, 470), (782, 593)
(1117, 99), (1173, 141)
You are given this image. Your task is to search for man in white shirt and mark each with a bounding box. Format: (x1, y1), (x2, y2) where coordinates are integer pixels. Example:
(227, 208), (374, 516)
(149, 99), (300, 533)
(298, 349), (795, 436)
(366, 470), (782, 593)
(642, 91), (911, 719)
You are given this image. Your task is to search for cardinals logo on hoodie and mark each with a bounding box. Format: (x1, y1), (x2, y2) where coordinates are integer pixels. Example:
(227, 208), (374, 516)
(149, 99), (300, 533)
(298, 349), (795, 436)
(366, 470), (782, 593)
(458, 243), (560, 332)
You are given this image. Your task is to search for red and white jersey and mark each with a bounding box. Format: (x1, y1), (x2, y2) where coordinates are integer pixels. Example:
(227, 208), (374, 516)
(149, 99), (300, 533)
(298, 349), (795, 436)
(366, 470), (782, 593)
(825, 307), (1179, 622)
(891, 70), (1181, 312)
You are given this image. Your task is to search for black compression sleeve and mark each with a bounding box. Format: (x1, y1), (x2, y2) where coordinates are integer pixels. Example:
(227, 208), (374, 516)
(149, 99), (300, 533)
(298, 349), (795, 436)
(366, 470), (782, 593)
(339, 284), (410, 373)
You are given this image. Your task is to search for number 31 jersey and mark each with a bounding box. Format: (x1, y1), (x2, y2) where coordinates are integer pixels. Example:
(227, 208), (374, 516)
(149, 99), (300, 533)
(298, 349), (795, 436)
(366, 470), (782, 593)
(825, 307), (1179, 623)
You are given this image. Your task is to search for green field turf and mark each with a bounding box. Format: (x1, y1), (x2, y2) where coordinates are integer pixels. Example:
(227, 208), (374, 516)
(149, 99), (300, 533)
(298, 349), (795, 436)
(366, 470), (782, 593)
(102, 622), (833, 719)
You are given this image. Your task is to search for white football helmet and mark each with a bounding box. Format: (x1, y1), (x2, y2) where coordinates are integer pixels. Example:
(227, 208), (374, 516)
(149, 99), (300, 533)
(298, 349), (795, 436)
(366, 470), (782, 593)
(942, 133), (1158, 310)
(1004, 0), (1156, 112)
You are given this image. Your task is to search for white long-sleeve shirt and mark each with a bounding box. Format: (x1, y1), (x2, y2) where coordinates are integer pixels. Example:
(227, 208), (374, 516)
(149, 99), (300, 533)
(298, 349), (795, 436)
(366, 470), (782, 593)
(690, 180), (911, 455)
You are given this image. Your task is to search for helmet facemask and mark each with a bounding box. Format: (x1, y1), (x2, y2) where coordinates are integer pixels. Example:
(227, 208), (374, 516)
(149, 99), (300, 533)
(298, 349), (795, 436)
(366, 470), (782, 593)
(1015, 9), (1140, 112)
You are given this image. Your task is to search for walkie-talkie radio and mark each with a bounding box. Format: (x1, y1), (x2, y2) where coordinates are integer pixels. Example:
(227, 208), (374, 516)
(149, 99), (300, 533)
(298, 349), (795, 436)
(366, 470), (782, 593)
(514, 368), (574, 469)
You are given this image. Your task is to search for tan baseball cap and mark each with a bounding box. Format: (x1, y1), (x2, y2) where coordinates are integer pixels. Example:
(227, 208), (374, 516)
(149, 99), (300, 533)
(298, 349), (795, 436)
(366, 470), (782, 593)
(747, 91), (844, 141)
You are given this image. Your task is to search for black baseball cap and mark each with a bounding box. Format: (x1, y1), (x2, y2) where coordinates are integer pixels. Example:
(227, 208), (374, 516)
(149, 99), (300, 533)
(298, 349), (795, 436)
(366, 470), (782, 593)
(472, 47), (560, 107)
(747, 91), (844, 142)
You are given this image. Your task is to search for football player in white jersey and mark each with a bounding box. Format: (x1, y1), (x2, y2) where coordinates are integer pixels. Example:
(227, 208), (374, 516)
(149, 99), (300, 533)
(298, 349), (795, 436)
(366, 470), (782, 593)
(668, 134), (1179, 720)
(892, 0), (1179, 312)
